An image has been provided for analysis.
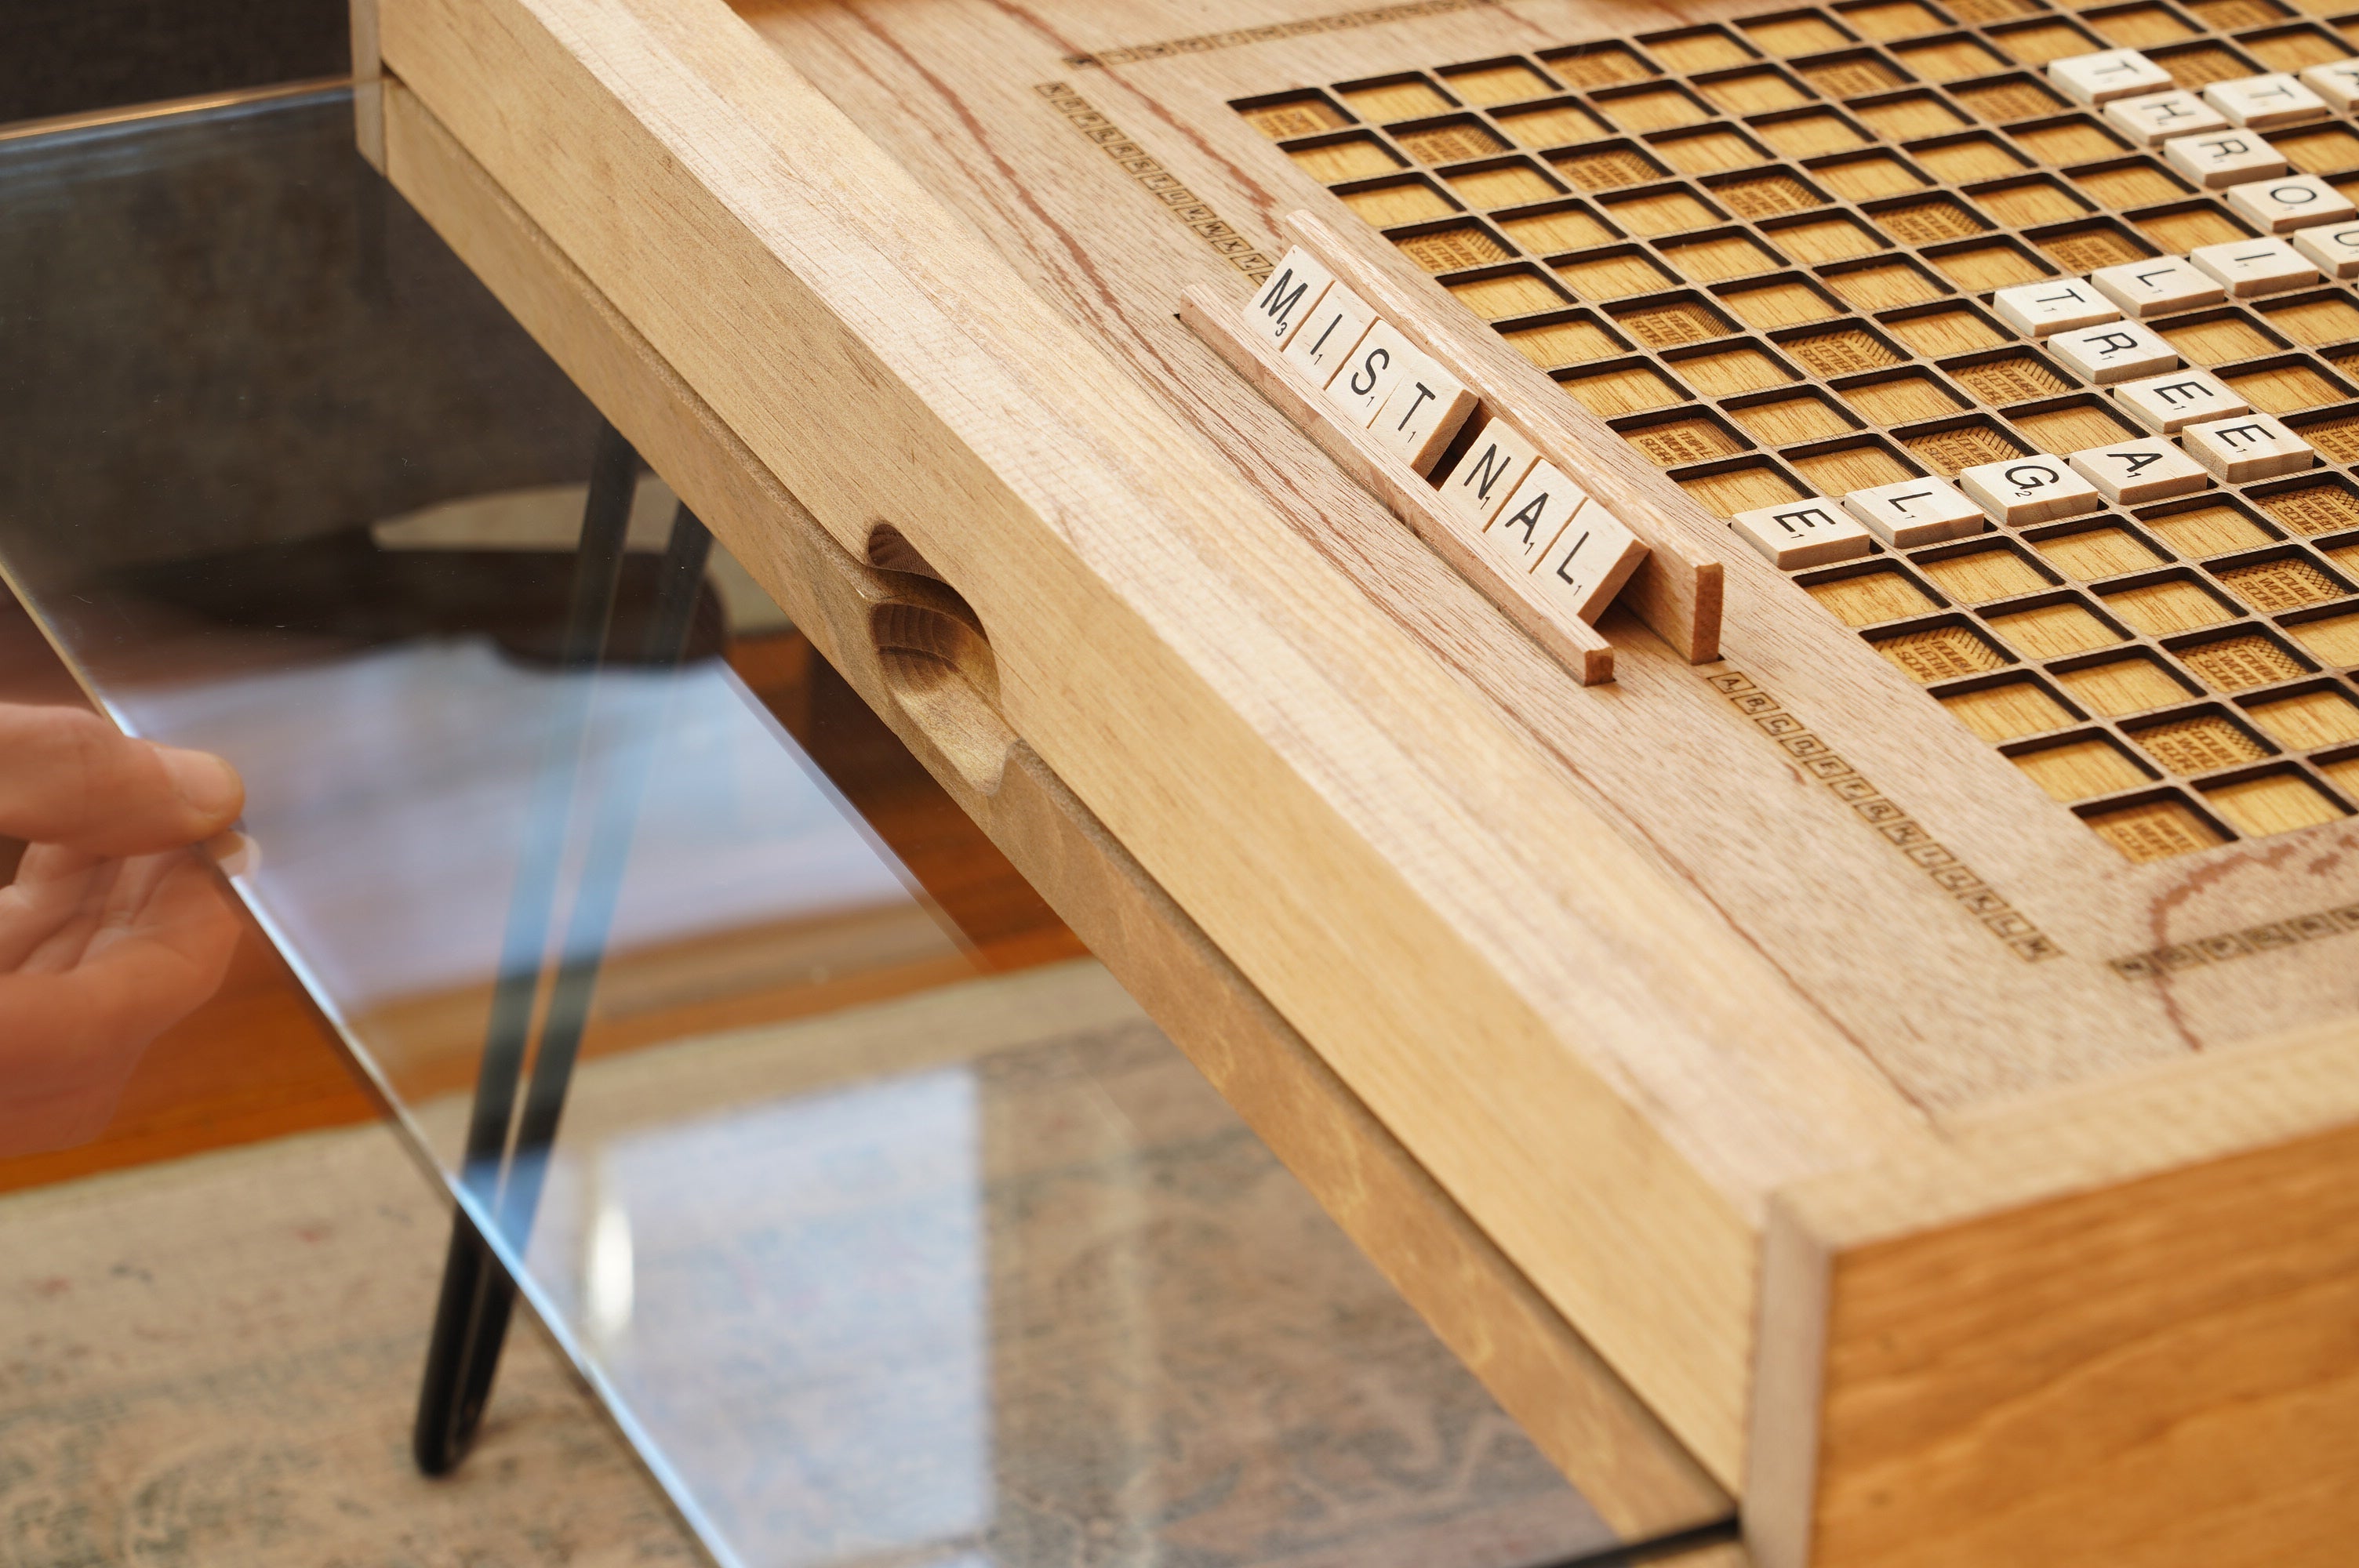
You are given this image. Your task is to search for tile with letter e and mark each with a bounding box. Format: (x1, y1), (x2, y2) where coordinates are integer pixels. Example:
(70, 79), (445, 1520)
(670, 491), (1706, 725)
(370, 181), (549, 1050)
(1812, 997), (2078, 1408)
(1729, 496), (1873, 568)
(2181, 411), (2317, 479)
(1531, 501), (1650, 623)
(2294, 221), (2359, 278)
(2189, 235), (2319, 295)
(1284, 282), (1376, 385)
(2114, 367), (2251, 431)
(1373, 356), (1478, 474)
(2104, 90), (2226, 147)
(1244, 249), (1337, 350)
(1485, 458), (1587, 573)
(2049, 49), (2174, 106)
(2091, 255), (2226, 317)
(2299, 60), (2359, 111)
(2066, 436), (2212, 502)
(1842, 477), (1986, 546)
(1325, 318), (1418, 426)
(2048, 319), (2177, 383)
(1437, 415), (1542, 526)
(1994, 278), (2121, 337)
(2226, 173), (2358, 234)
(2163, 129), (2288, 188)
(1961, 456), (2106, 523)
(2201, 74), (2330, 130)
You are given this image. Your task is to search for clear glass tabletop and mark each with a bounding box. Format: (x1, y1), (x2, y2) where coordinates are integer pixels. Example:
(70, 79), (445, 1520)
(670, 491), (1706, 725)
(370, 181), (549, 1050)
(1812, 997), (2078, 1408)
(0, 85), (1732, 1568)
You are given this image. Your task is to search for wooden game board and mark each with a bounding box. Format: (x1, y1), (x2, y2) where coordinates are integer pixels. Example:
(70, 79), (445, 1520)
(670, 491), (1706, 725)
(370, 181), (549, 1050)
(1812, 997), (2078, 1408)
(354, 0), (2359, 1560)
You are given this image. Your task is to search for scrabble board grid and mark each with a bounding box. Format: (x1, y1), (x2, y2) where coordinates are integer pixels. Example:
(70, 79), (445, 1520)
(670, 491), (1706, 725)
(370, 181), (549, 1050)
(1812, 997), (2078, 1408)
(1234, 1), (2359, 863)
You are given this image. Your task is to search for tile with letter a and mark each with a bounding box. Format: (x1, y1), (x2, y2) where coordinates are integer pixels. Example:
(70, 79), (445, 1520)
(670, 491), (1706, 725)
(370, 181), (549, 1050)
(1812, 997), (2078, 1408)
(1730, 496), (1874, 567)
(2104, 89), (2226, 147)
(2163, 129), (2290, 188)
(2190, 235), (2320, 294)
(2115, 367), (2251, 431)
(1994, 278), (2121, 336)
(1485, 459), (1586, 572)
(1373, 356), (1478, 474)
(2300, 60), (2359, 111)
(2048, 319), (2178, 383)
(2092, 255), (2226, 317)
(1961, 455), (2106, 522)
(1326, 318), (1417, 426)
(2050, 49), (2174, 106)
(2294, 220), (2359, 278)
(1532, 501), (1650, 622)
(1245, 249), (1336, 349)
(1284, 282), (1376, 384)
(1438, 416), (1542, 525)
(1842, 475), (1987, 545)
(2202, 74), (2331, 130)
(2226, 173), (2359, 233)
(2182, 411), (2318, 478)
(2066, 435), (2212, 502)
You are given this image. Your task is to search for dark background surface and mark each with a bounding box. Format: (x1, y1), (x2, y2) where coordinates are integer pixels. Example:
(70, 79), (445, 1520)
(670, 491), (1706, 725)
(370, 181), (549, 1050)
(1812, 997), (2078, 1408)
(1, 0), (347, 125)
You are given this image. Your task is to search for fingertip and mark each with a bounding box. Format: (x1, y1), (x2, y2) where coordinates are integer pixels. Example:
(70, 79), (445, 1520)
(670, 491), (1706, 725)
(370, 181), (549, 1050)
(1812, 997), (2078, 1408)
(158, 746), (244, 832)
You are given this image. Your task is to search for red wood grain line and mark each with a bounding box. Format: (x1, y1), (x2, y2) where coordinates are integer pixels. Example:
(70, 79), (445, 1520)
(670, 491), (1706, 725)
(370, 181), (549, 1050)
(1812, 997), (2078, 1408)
(1063, 0), (1504, 69)
(1037, 82), (1276, 280)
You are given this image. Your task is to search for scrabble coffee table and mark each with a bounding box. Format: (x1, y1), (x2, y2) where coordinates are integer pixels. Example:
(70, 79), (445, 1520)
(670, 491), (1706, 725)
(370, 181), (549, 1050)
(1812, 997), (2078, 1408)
(357, 0), (2359, 1560)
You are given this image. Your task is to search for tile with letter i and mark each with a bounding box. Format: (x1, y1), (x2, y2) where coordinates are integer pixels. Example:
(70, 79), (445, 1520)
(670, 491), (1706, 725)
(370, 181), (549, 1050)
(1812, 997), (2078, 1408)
(1532, 502), (1649, 623)
(2202, 74), (2330, 131)
(2104, 90), (2226, 147)
(1283, 282), (1375, 384)
(1484, 459), (1585, 573)
(2066, 436), (2212, 503)
(2049, 49), (2173, 106)
(1993, 278), (2120, 337)
(2226, 174), (2358, 234)
(1730, 497), (1873, 568)
(1841, 477), (1986, 546)
(2048, 320), (2176, 383)
(1326, 318), (1418, 426)
(2163, 130), (2289, 188)
(2293, 221), (2359, 279)
(1437, 416), (1541, 527)
(1959, 456), (2105, 523)
(2189, 236), (2320, 296)
(2115, 368), (2250, 432)
(2091, 256), (2226, 318)
(2181, 412), (2318, 479)
(1244, 249), (1336, 349)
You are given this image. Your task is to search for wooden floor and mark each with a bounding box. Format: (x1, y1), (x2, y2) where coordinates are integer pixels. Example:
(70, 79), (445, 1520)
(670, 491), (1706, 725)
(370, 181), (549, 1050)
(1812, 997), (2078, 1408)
(0, 587), (1083, 1195)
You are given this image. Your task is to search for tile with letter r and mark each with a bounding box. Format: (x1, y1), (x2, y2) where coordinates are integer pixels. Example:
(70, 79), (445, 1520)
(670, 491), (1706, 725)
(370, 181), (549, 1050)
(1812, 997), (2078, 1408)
(2048, 319), (2178, 383)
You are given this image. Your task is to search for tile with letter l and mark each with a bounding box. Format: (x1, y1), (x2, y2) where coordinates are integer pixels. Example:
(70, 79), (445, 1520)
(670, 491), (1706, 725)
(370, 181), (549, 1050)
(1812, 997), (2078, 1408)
(2114, 367), (2251, 431)
(1244, 248), (1337, 349)
(2181, 411), (2317, 478)
(2104, 89), (2226, 147)
(2294, 220), (2359, 278)
(1284, 281), (1376, 385)
(2091, 255), (2226, 317)
(2162, 129), (2289, 187)
(1485, 458), (1587, 573)
(1842, 476), (1986, 546)
(2189, 235), (2319, 295)
(1372, 354), (1478, 474)
(1532, 500), (1650, 622)
(2049, 49), (2174, 106)
(1960, 455), (2106, 522)
(1437, 415), (1543, 526)
(1994, 278), (2120, 337)
(1729, 496), (1873, 568)
(2066, 435), (2212, 502)
(2048, 319), (2177, 383)
(2226, 173), (2358, 234)
(2202, 74), (2330, 130)
(1325, 318), (1419, 426)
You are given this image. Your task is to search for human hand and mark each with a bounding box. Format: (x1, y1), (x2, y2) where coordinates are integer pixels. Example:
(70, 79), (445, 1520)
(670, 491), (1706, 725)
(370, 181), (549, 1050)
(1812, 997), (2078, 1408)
(0, 706), (245, 1156)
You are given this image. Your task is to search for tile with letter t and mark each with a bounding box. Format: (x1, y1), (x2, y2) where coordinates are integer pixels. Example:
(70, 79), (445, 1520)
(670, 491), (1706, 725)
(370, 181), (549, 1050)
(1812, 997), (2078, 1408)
(1325, 318), (1419, 427)
(2181, 411), (2317, 479)
(1243, 249), (1336, 350)
(1960, 456), (2105, 524)
(1373, 357), (1478, 475)
(2114, 367), (2251, 432)
(2189, 235), (2320, 296)
(2090, 255), (2226, 318)
(1484, 458), (1586, 574)
(2066, 436), (2212, 503)
(2049, 49), (2174, 106)
(2103, 89), (2226, 147)
(1531, 501), (1649, 623)
(2201, 74), (2330, 130)
(1283, 281), (1376, 385)
(2300, 60), (2359, 111)
(2226, 173), (2358, 234)
(1993, 278), (2120, 337)
(1841, 476), (1986, 546)
(1729, 497), (1873, 568)
(1435, 415), (1541, 526)
(2048, 319), (2177, 383)
(2162, 129), (2288, 188)
(2294, 220), (2359, 278)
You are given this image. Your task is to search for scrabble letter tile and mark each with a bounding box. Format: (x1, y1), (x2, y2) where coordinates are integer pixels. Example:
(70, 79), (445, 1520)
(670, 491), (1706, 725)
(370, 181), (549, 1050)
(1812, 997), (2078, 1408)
(1374, 357), (1478, 474)
(1532, 501), (1650, 623)
(2090, 255), (2228, 317)
(2046, 319), (2178, 383)
(2226, 172), (2359, 233)
(1245, 249), (1336, 350)
(1485, 459), (1587, 572)
(2299, 60), (2359, 111)
(2181, 411), (2318, 479)
(2114, 368), (2252, 432)
(1325, 318), (1417, 427)
(1993, 278), (2121, 337)
(2066, 436), (2212, 503)
(1960, 456), (2106, 524)
(1437, 415), (1542, 526)
(2163, 129), (2290, 188)
(2202, 73), (2331, 130)
(2050, 49), (2174, 106)
(1729, 498), (1873, 568)
(2103, 89), (2226, 147)
(1841, 477), (1986, 546)
(2293, 220), (2359, 278)
(2188, 234), (2321, 295)
(1284, 282), (1376, 384)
